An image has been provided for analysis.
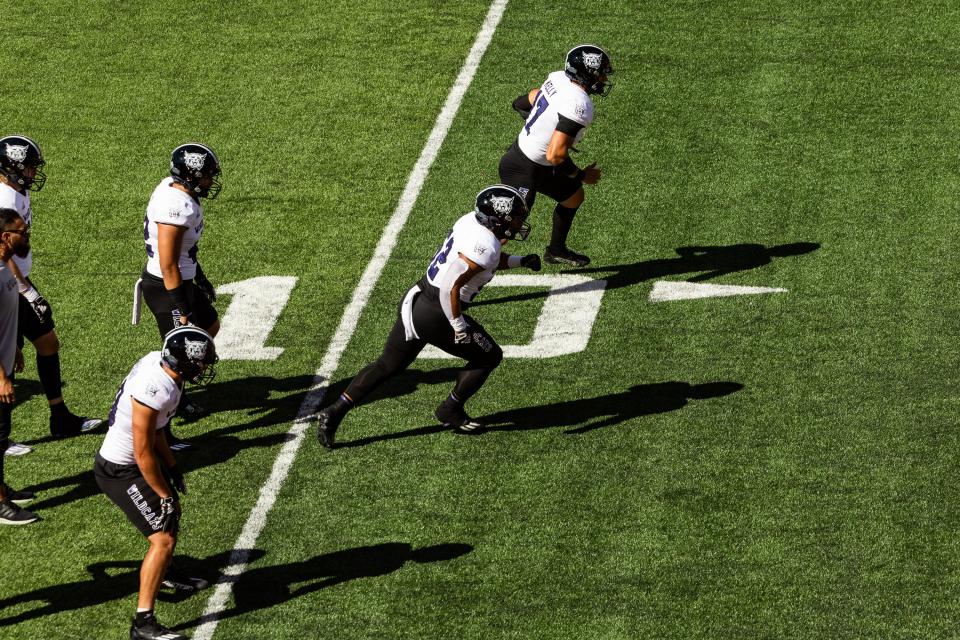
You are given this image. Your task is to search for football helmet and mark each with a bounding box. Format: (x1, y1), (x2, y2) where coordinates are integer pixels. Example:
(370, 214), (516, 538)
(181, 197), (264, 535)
(474, 184), (530, 240)
(0, 135), (46, 191)
(564, 44), (614, 97)
(161, 326), (218, 384)
(170, 142), (222, 199)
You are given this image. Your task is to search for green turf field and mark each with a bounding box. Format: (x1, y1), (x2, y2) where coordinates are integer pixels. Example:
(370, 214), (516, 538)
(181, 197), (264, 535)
(2, 0), (960, 638)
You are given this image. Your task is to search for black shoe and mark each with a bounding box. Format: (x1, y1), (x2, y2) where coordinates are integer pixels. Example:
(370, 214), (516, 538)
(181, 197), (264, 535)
(177, 395), (208, 423)
(50, 413), (103, 439)
(3, 484), (36, 506)
(543, 246), (591, 267)
(0, 499), (40, 525)
(316, 407), (343, 449)
(166, 430), (194, 452)
(434, 402), (486, 435)
(130, 614), (188, 640)
(162, 566), (210, 593)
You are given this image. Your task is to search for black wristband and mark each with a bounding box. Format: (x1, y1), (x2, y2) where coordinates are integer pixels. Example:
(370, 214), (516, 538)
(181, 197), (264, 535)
(559, 156), (579, 176)
(168, 283), (193, 317)
(575, 169), (586, 182)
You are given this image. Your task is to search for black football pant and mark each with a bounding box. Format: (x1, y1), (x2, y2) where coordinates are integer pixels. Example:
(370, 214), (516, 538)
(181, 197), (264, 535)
(344, 291), (503, 406)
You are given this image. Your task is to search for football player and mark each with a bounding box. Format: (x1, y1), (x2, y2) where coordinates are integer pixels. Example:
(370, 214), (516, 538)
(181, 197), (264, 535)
(0, 135), (103, 448)
(316, 185), (541, 448)
(139, 143), (222, 449)
(94, 326), (218, 640)
(498, 44), (614, 267)
(0, 209), (38, 524)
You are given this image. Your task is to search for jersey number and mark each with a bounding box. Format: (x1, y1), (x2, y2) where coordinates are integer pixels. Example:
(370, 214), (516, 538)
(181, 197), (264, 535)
(524, 92), (549, 135)
(107, 381), (127, 426)
(142, 215), (153, 258)
(427, 234), (455, 280)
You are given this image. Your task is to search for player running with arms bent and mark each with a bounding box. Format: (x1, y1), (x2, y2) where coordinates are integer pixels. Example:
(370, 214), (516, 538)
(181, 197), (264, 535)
(316, 185), (542, 448)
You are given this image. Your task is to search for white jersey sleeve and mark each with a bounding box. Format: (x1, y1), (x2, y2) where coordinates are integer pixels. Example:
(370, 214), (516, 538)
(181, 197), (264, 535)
(98, 352), (182, 466)
(425, 213), (501, 303)
(0, 183), (33, 277)
(143, 178), (204, 280)
(517, 70), (594, 166)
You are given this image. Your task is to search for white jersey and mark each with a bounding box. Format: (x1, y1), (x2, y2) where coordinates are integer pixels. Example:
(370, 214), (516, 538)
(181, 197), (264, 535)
(517, 70), (594, 167)
(99, 351), (181, 466)
(425, 212), (502, 302)
(143, 177), (204, 280)
(0, 182), (32, 277)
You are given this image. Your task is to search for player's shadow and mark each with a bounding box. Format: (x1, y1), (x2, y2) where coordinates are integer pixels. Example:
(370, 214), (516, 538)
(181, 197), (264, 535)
(471, 242), (820, 307)
(333, 381), (742, 448)
(16, 373), (316, 447)
(11, 377), (44, 404)
(23, 431), (294, 512)
(485, 381), (744, 434)
(0, 549), (264, 627)
(175, 542), (473, 631)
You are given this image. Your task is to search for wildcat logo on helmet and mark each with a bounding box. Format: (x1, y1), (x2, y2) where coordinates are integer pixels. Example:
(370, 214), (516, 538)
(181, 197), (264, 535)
(5, 144), (29, 163)
(490, 195), (515, 216)
(583, 52), (603, 71)
(183, 152), (207, 172)
(184, 338), (208, 361)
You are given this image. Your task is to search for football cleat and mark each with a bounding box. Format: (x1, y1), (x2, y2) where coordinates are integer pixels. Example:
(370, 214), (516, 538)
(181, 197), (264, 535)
(316, 407), (343, 449)
(434, 401), (486, 435)
(166, 431), (194, 452)
(3, 484), (36, 505)
(162, 566), (210, 593)
(130, 614), (188, 640)
(177, 394), (209, 423)
(50, 414), (104, 439)
(544, 246), (591, 267)
(3, 440), (32, 456)
(0, 499), (40, 525)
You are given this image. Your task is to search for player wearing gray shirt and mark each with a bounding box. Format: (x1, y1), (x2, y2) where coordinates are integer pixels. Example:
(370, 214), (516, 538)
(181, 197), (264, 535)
(0, 208), (38, 525)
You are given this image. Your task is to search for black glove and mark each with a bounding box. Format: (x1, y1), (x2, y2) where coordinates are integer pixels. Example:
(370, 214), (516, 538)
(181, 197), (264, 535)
(454, 331), (471, 344)
(194, 267), (216, 304)
(167, 465), (188, 495)
(520, 254), (542, 272)
(158, 496), (179, 533)
(21, 287), (51, 322)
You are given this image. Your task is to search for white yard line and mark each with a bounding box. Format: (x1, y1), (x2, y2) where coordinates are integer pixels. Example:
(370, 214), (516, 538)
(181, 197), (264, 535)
(192, 2), (510, 637)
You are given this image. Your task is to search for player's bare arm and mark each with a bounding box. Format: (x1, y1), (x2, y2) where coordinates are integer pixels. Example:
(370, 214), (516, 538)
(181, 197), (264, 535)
(131, 398), (172, 499)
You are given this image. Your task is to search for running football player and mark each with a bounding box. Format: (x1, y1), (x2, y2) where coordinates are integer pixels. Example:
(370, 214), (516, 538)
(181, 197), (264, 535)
(316, 185), (541, 448)
(499, 44), (614, 267)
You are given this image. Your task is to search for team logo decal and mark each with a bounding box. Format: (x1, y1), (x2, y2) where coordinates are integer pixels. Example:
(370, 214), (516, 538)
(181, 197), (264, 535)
(474, 244), (487, 255)
(5, 144), (28, 163)
(184, 338), (207, 360)
(575, 104), (586, 119)
(583, 52), (603, 71)
(183, 152), (206, 171)
(490, 195), (514, 216)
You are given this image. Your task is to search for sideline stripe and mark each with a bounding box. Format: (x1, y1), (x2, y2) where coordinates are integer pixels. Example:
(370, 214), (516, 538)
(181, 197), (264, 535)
(192, 2), (510, 637)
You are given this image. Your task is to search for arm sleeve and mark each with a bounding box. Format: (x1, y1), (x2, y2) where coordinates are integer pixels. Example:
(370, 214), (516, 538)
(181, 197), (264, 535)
(556, 114), (585, 136)
(151, 202), (193, 228)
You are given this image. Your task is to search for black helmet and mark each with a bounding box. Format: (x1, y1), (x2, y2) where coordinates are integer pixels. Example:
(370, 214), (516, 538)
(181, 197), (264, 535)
(564, 44), (614, 97)
(170, 142), (222, 199)
(474, 184), (530, 240)
(161, 326), (218, 384)
(0, 135), (46, 191)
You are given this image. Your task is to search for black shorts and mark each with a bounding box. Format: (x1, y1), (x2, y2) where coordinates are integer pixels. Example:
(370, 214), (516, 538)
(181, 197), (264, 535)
(389, 281), (503, 368)
(498, 140), (582, 210)
(17, 279), (55, 344)
(141, 270), (218, 339)
(94, 453), (179, 537)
